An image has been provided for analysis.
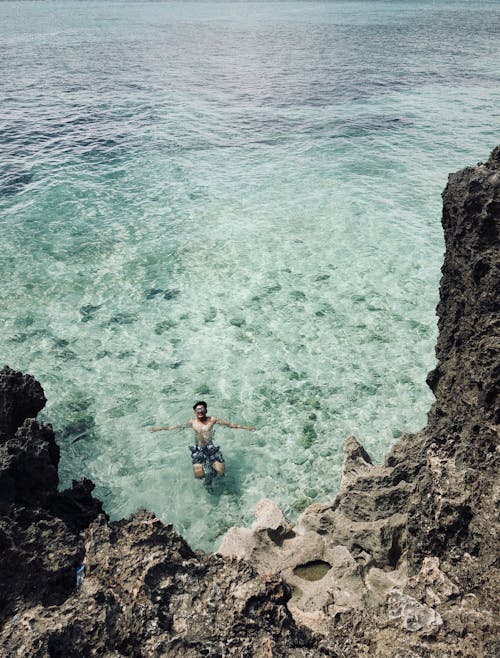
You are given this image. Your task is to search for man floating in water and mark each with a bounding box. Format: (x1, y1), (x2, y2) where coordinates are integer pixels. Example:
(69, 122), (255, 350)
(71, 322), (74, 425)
(150, 400), (255, 480)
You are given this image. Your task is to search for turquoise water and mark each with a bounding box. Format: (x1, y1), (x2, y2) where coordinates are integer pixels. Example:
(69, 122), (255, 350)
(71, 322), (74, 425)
(1, 1), (499, 550)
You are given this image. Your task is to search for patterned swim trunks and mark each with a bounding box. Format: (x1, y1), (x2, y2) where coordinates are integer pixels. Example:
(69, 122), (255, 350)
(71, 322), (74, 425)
(189, 444), (224, 465)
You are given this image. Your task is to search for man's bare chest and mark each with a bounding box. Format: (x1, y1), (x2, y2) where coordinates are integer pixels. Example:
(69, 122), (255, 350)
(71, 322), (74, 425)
(192, 418), (216, 435)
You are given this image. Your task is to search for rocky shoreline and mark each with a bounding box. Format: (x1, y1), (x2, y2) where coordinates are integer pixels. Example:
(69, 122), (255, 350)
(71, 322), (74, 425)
(1, 148), (499, 657)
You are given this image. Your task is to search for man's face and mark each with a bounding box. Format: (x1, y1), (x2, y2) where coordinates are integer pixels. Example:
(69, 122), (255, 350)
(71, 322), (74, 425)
(195, 405), (207, 419)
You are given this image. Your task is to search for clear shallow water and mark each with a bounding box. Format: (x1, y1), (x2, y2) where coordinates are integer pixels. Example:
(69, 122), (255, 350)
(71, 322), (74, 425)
(1, 1), (499, 550)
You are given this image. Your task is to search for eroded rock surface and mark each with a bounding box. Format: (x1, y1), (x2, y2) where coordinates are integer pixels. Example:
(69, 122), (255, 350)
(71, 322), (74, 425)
(0, 365), (46, 439)
(0, 366), (325, 657)
(2, 511), (322, 657)
(0, 148), (498, 657)
(0, 369), (106, 626)
(220, 148), (499, 656)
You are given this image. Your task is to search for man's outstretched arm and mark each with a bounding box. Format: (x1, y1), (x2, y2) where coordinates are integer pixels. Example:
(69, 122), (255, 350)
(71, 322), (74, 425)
(216, 419), (255, 431)
(150, 421), (191, 432)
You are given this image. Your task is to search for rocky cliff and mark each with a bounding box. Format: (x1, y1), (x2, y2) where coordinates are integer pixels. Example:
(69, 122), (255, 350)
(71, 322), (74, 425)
(1, 149), (498, 657)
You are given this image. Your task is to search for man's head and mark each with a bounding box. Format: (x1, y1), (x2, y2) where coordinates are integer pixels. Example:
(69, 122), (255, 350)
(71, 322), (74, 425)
(193, 400), (208, 418)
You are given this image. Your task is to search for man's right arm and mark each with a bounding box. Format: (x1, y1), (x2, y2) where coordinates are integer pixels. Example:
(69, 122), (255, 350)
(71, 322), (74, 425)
(150, 420), (191, 432)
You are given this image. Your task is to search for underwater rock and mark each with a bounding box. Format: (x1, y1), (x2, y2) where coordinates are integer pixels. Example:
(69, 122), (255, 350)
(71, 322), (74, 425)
(154, 319), (176, 335)
(55, 390), (96, 443)
(229, 316), (246, 327)
(145, 287), (164, 299)
(79, 304), (102, 322)
(108, 312), (138, 325)
(299, 423), (317, 448)
(163, 288), (180, 300)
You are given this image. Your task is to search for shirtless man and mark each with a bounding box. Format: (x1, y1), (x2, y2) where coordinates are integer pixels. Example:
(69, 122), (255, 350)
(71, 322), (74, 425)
(150, 400), (254, 479)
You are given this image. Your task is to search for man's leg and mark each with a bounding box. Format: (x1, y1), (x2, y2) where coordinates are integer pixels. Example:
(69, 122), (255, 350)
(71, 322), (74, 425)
(213, 461), (225, 476)
(193, 464), (204, 479)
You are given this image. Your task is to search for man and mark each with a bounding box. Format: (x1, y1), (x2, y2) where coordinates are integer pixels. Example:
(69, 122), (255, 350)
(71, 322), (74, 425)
(150, 401), (254, 479)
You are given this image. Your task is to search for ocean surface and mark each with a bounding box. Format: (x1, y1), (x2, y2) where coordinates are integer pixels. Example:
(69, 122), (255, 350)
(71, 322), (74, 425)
(1, 1), (499, 551)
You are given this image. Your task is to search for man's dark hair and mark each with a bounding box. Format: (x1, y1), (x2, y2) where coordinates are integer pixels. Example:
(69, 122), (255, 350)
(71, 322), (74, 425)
(193, 400), (207, 411)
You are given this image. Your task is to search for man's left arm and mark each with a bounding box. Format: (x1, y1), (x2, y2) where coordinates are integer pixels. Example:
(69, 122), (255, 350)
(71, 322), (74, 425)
(216, 418), (255, 431)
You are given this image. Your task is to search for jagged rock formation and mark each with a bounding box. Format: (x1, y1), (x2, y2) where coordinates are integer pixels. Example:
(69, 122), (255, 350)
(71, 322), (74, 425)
(220, 148), (500, 656)
(0, 148), (498, 657)
(0, 367), (105, 621)
(0, 367), (323, 657)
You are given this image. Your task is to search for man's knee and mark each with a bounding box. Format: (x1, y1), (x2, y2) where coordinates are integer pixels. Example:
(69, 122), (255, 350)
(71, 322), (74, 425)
(193, 464), (204, 479)
(213, 461), (225, 475)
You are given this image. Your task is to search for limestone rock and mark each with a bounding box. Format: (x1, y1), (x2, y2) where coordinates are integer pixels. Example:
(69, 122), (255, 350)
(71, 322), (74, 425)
(387, 589), (443, 635)
(0, 369), (104, 627)
(219, 450), (409, 633)
(0, 366), (46, 440)
(0, 375), (325, 656)
(0, 419), (59, 508)
(339, 434), (373, 492)
(218, 498), (294, 571)
(1, 511), (323, 657)
(219, 147), (500, 656)
(51, 477), (106, 533)
(405, 557), (459, 607)
(253, 498), (292, 537)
